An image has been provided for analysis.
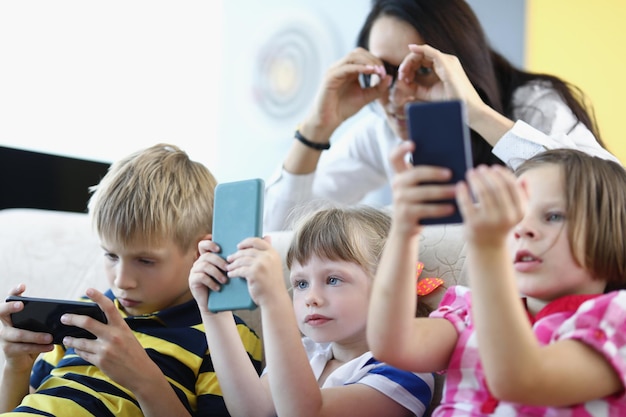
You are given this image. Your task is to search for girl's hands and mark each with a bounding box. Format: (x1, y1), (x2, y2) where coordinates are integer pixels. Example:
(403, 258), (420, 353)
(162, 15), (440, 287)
(396, 43), (487, 125)
(226, 236), (284, 308)
(456, 165), (526, 247)
(0, 285), (54, 373)
(389, 141), (457, 236)
(189, 236), (284, 311)
(189, 239), (230, 315)
(301, 47), (392, 138)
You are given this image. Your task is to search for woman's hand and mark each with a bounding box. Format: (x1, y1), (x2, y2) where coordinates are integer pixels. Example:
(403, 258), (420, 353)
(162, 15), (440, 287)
(300, 47), (392, 141)
(396, 43), (487, 124)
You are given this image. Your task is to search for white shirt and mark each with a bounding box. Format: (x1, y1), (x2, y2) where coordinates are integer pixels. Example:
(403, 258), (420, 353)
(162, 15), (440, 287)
(302, 338), (434, 417)
(264, 81), (620, 232)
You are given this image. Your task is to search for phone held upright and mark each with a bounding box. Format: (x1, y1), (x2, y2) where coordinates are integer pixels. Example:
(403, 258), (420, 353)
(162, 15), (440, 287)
(208, 178), (264, 313)
(407, 100), (473, 225)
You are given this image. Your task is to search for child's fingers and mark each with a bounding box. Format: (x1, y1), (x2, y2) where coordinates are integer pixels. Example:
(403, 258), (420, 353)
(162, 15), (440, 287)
(456, 180), (475, 221)
(236, 236), (269, 250)
(195, 251), (229, 275)
(191, 256), (229, 286)
(389, 142), (415, 174)
(84, 288), (121, 328)
(197, 239), (219, 255)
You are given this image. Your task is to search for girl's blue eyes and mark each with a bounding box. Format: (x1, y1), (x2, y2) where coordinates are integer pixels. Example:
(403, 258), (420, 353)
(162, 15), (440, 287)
(545, 212), (566, 222)
(293, 276), (341, 289)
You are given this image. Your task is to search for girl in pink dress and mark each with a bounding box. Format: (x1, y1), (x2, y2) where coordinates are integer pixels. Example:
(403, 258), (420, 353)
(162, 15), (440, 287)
(368, 144), (626, 416)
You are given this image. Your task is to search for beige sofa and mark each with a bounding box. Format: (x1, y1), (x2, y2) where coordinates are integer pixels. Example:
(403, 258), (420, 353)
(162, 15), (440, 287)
(0, 208), (468, 373)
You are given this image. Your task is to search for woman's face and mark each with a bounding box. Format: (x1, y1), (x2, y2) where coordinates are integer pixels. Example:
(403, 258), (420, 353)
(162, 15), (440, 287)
(368, 15), (425, 140)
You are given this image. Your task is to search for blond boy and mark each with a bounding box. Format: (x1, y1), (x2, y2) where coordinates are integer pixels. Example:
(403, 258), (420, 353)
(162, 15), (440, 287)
(0, 144), (262, 416)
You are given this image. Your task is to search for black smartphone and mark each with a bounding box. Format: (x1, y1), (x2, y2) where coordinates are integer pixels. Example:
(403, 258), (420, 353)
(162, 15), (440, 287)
(6, 295), (107, 344)
(406, 100), (473, 225)
(208, 178), (264, 312)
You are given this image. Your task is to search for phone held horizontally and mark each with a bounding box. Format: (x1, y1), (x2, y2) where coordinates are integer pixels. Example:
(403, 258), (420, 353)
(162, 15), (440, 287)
(407, 100), (473, 225)
(208, 178), (264, 312)
(6, 295), (107, 344)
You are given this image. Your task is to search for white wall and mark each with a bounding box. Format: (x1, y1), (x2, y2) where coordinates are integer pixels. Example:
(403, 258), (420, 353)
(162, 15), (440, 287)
(0, 0), (370, 183)
(0, 1), (523, 184)
(0, 1), (224, 171)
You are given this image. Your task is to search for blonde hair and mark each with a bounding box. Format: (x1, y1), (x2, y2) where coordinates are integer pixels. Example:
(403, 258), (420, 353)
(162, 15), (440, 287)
(515, 149), (626, 290)
(88, 143), (217, 252)
(286, 206), (391, 278)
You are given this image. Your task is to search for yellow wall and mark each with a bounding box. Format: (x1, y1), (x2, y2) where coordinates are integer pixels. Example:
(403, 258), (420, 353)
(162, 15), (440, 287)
(526, 1), (626, 164)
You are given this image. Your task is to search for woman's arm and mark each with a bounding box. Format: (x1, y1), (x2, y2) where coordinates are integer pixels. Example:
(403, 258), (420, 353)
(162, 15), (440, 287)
(263, 48), (392, 233)
(264, 115), (393, 232)
(284, 47), (391, 175)
(398, 44), (619, 167)
(492, 84), (620, 166)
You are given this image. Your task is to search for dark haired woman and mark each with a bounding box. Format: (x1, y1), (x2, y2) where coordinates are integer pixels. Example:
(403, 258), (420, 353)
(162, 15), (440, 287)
(264, 0), (618, 232)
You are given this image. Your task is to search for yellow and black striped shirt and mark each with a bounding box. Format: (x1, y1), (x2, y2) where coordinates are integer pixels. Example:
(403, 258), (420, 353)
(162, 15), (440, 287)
(8, 290), (263, 417)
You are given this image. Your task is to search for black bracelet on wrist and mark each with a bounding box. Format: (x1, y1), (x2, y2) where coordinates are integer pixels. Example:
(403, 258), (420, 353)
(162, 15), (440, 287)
(294, 129), (330, 151)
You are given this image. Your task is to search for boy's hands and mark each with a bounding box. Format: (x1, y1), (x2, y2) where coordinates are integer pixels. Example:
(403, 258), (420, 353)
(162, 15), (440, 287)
(59, 288), (161, 392)
(1, 285), (162, 399)
(456, 165), (526, 247)
(0, 284), (54, 372)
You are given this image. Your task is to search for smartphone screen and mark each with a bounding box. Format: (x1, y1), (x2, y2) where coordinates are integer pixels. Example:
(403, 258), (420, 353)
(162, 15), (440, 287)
(208, 178), (264, 312)
(407, 100), (473, 225)
(7, 295), (107, 344)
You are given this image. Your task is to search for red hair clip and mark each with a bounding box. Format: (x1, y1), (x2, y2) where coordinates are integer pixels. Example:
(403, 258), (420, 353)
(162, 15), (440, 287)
(415, 262), (444, 296)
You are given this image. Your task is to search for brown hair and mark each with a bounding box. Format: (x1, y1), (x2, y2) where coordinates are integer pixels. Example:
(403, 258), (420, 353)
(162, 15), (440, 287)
(286, 206), (391, 278)
(88, 143), (217, 252)
(516, 149), (626, 291)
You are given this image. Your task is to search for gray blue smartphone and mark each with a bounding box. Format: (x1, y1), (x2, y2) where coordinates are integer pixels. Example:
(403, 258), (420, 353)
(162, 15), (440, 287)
(407, 100), (473, 225)
(208, 178), (264, 312)
(6, 295), (107, 344)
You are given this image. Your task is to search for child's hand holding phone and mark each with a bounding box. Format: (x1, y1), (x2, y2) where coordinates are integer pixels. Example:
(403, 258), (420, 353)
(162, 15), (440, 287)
(406, 100), (473, 225)
(388, 141), (457, 234)
(208, 179), (264, 312)
(6, 294), (107, 345)
(1, 286), (56, 368)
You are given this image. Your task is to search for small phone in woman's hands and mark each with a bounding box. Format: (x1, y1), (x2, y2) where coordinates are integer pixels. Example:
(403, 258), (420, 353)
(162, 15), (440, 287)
(6, 295), (107, 344)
